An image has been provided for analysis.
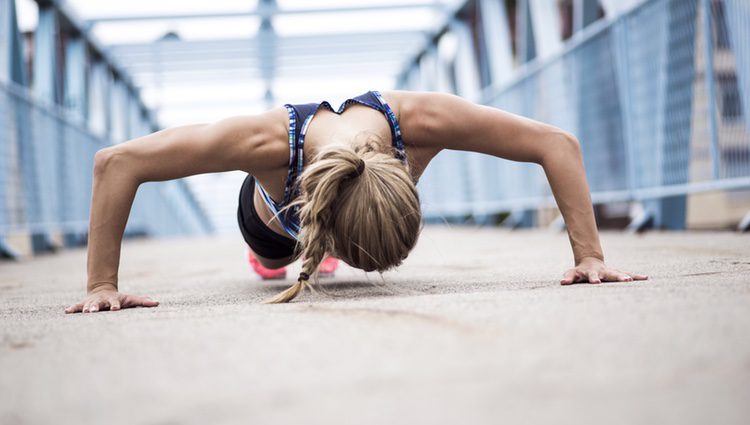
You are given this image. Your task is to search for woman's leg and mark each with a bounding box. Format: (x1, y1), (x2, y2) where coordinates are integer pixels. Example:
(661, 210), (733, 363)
(318, 256), (339, 277)
(237, 174), (339, 277)
(246, 247), (295, 280)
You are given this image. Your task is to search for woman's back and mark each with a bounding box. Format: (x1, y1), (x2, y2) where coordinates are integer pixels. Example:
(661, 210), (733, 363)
(252, 91), (420, 240)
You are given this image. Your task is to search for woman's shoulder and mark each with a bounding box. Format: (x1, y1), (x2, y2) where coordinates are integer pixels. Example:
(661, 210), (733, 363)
(378, 90), (457, 179)
(379, 90), (431, 145)
(379, 90), (471, 150)
(225, 106), (291, 173)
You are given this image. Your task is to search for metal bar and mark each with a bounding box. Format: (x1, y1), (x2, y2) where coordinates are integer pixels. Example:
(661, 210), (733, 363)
(1, 0), (28, 85)
(478, 0), (514, 86)
(613, 22), (638, 199)
(573, 0), (601, 32)
(113, 43), (420, 64)
(33, 6), (61, 105)
(701, 0), (721, 180)
(108, 31), (428, 56)
(64, 36), (87, 123)
(722, 0), (750, 145)
(128, 64), (402, 83)
(87, 61), (110, 137)
(528, 0), (563, 59)
(518, 0), (537, 63)
(422, 176), (750, 217)
(43, 0), (155, 126)
(480, 15), (614, 105)
(397, 0), (469, 80)
(120, 51), (404, 73)
(1, 78), (92, 135)
(84, 2), (445, 23)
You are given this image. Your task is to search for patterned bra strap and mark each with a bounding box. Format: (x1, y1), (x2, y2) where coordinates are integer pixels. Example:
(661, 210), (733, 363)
(370, 91), (407, 163)
(281, 105), (299, 205)
(263, 92), (405, 241)
(253, 105), (301, 240)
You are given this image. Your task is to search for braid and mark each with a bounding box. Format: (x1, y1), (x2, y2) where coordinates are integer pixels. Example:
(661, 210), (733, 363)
(262, 144), (364, 304)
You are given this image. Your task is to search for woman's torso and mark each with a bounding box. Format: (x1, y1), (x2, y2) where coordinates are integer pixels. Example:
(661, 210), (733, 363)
(251, 90), (437, 240)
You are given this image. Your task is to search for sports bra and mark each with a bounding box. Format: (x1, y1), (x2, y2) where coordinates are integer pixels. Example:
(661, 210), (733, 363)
(256, 90), (407, 240)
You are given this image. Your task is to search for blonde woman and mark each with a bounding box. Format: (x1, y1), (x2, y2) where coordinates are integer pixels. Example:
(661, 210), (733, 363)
(65, 90), (648, 313)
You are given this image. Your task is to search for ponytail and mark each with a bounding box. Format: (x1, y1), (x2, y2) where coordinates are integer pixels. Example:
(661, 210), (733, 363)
(263, 135), (420, 303)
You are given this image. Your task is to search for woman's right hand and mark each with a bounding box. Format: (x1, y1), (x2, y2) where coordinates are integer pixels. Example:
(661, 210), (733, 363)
(65, 284), (159, 314)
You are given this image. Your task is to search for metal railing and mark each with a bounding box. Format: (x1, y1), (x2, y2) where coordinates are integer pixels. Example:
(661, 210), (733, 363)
(0, 80), (212, 245)
(412, 0), (750, 228)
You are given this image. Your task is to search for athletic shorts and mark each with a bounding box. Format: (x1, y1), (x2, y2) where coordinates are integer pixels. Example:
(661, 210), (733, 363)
(236, 175), (298, 260)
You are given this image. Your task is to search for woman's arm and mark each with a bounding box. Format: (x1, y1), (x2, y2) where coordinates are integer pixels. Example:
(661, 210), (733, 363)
(65, 108), (289, 313)
(391, 91), (647, 284)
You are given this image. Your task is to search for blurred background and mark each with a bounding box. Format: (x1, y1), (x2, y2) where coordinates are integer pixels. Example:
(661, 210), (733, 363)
(1, 0), (748, 258)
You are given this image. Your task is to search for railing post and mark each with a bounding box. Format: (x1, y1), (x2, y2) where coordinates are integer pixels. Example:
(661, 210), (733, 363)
(478, 0), (514, 85)
(29, 4), (62, 253)
(654, 0), (697, 230)
(88, 61), (110, 138)
(517, 0), (537, 63)
(613, 17), (639, 206)
(62, 36), (89, 246)
(721, 0), (750, 151)
(701, 0), (721, 180)
(257, 0), (277, 111)
(573, 0), (600, 32)
(528, 0), (563, 60)
(0, 0), (25, 258)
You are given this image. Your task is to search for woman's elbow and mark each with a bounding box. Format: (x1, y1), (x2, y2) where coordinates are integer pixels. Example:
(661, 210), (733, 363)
(93, 147), (130, 180)
(559, 131), (581, 157)
(540, 130), (581, 165)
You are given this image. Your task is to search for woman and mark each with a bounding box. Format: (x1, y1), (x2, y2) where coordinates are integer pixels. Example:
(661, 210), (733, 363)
(65, 90), (647, 313)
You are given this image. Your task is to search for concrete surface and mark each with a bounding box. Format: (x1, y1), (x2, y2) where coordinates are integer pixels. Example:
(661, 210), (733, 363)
(0, 226), (749, 425)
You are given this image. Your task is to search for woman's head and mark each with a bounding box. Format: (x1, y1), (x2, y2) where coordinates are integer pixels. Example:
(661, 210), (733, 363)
(263, 133), (422, 303)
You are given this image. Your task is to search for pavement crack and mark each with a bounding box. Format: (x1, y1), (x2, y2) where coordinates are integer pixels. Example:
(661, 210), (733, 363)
(299, 305), (486, 335)
(679, 269), (750, 277)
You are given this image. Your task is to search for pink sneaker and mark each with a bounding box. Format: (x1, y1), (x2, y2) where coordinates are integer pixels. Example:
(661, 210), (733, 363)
(318, 256), (340, 278)
(248, 250), (287, 280)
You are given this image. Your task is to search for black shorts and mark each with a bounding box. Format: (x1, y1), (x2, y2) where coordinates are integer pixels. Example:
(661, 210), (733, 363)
(236, 175), (298, 260)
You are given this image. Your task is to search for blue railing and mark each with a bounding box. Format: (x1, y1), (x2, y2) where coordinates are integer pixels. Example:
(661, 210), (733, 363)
(0, 79), (212, 243)
(411, 0), (750, 228)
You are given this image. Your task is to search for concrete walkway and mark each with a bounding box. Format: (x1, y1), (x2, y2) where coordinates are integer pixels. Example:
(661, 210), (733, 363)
(1, 227), (749, 425)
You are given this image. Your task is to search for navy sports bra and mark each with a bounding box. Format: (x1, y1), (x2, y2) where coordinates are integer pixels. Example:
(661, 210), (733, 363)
(256, 90), (407, 240)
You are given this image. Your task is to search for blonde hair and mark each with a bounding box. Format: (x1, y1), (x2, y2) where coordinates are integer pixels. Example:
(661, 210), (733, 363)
(262, 134), (422, 303)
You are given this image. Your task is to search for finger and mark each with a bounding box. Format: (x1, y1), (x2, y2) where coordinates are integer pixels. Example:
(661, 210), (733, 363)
(619, 270), (649, 281)
(123, 295), (159, 308)
(140, 297), (159, 307)
(560, 269), (577, 285)
(612, 273), (632, 282)
(602, 270), (631, 282)
(109, 297), (121, 311)
(587, 271), (601, 284)
(65, 303), (84, 314)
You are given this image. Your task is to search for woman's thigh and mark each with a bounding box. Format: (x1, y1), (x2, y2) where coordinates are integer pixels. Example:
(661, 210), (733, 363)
(237, 175), (299, 266)
(249, 247), (296, 269)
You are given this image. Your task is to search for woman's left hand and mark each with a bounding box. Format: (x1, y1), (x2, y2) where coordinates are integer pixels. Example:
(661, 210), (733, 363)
(560, 257), (648, 285)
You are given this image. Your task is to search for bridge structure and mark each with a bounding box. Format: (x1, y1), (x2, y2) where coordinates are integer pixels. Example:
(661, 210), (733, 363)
(1, 0), (749, 260)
